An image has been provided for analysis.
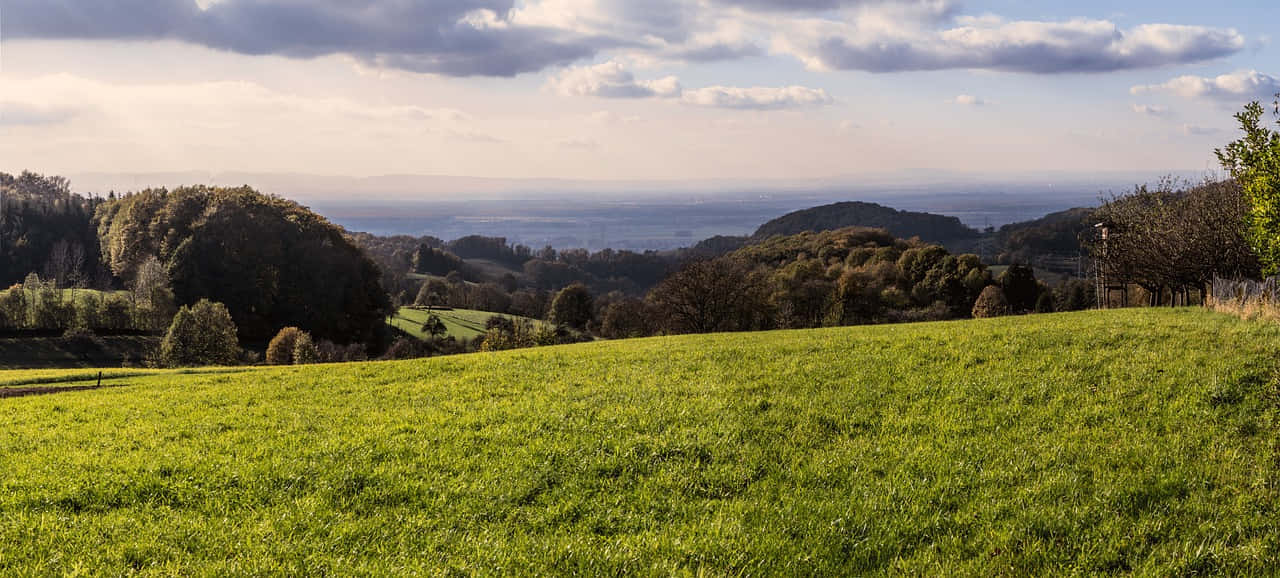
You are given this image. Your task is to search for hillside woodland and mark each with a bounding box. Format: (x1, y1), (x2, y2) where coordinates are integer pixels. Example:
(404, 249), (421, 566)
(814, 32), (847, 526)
(0, 171), (1091, 367)
(752, 200), (980, 247)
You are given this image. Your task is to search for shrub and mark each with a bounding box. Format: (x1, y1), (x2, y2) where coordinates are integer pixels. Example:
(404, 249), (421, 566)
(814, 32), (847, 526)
(266, 327), (305, 365)
(600, 298), (654, 339)
(100, 294), (134, 331)
(158, 299), (240, 367)
(293, 332), (318, 365)
(998, 264), (1040, 313)
(59, 326), (102, 358)
(972, 285), (1010, 319)
(0, 286), (26, 329)
(548, 283), (594, 329)
(317, 340), (368, 364)
(1035, 292), (1056, 314)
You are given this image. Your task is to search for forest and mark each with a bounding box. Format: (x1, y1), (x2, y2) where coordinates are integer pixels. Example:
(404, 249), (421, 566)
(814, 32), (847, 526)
(3, 153), (1261, 369)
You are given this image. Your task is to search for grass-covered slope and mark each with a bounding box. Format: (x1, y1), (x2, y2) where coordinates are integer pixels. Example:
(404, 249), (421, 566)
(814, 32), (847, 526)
(3, 308), (1280, 574)
(388, 306), (542, 341)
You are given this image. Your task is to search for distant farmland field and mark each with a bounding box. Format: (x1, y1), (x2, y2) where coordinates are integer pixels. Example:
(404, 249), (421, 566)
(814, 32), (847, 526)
(388, 306), (543, 341)
(1, 308), (1279, 574)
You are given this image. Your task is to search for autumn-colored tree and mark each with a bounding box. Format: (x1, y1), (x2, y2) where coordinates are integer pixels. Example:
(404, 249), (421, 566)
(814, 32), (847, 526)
(971, 286), (1010, 318)
(266, 327), (306, 365)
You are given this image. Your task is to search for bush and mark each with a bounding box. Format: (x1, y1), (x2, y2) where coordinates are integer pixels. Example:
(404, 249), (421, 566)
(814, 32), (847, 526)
(100, 294), (134, 330)
(158, 299), (240, 367)
(266, 327), (305, 365)
(1034, 292), (1056, 313)
(600, 298), (655, 339)
(293, 332), (318, 365)
(998, 265), (1040, 313)
(59, 326), (102, 358)
(972, 285), (1010, 319)
(547, 283), (594, 329)
(317, 340), (368, 363)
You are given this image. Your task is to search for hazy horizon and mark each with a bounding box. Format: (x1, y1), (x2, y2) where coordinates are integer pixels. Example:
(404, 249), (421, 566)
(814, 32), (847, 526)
(3, 1), (1276, 182)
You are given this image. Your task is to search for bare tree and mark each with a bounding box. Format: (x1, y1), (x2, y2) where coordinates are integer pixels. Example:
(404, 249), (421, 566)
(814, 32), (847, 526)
(1089, 178), (1258, 305)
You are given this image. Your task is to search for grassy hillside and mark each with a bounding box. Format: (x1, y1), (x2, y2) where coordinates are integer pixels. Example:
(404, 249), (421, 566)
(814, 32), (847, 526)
(2, 308), (1280, 574)
(389, 306), (542, 341)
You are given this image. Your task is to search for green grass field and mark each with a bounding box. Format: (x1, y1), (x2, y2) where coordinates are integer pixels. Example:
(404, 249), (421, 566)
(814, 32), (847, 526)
(3, 308), (1280, 574)
(389, 306), (541, 341)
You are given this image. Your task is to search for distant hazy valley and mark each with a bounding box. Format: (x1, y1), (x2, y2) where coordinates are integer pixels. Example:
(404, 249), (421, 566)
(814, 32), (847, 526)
(66, 171), (1137, 250)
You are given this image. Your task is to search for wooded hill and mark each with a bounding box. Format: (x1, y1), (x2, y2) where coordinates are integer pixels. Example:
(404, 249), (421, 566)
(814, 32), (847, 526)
(752, 201), (981, 245)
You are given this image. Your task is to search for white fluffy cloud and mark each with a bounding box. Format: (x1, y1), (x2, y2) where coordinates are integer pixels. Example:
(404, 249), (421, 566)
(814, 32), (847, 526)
(682, 86), (834, 110)
(547, 61), (682, 98)
(1131, 70), (1280, 102)
(548, 61), (832, 110)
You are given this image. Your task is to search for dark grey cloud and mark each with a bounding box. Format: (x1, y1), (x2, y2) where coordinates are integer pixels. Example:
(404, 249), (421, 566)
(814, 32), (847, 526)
(3, 0), (600, 76)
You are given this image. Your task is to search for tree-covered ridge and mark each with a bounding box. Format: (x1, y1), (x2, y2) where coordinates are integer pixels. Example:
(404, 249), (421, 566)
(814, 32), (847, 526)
(752, 200), (980, 244)
(992, 207), (1096, 272)
(0, 172), (104, 287)
(95, 186), (391, 344)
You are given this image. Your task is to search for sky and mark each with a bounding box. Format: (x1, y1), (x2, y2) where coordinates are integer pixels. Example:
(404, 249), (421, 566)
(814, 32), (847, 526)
(1, 0), (1278, 185)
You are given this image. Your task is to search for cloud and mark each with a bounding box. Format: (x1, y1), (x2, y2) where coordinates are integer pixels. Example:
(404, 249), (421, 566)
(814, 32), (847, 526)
(549, 62), (832, 110)
(1130, 104), (1170, 117)
(3, 74), (499, 142)
(2, 0), (600, 77)
(682, 86), (834, 110)
(556, 137), (600, 150)
(775, 15), (1244, 73)
(948, 94), (987, 106)
(0, 101), (81, 127)
(1180, 124), (1224, 136)
(547, 61), (682, 98)
(4, 0), (1248, 79)
(714, 0), (955, 12)
(1131, 70), (1280, 102)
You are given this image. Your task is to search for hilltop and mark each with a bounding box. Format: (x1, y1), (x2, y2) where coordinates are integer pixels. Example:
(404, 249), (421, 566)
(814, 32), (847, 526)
(1, 308), (1277, 574)
(752, 201), (981, 246)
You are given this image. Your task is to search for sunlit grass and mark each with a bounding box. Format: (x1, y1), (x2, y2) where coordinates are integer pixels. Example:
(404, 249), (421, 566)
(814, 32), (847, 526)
(388, 306), (540, 340)
(1, 308), (1278, 574)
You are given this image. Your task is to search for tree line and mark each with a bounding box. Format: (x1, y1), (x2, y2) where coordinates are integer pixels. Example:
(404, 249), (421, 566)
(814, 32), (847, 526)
(1084, 95), (1278, 307)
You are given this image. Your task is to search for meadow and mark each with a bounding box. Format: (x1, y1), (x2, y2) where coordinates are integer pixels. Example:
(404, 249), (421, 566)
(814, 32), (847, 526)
(2, 308), (1279, 574)
(388, 306), (543, 341)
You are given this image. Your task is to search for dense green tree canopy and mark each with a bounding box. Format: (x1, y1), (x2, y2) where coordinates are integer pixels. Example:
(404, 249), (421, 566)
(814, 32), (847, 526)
(97, 186), (391, 343)
(0, 171), (102, 287)
(1217, 99), (1280, 275)
(158, 299), (241, 367)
